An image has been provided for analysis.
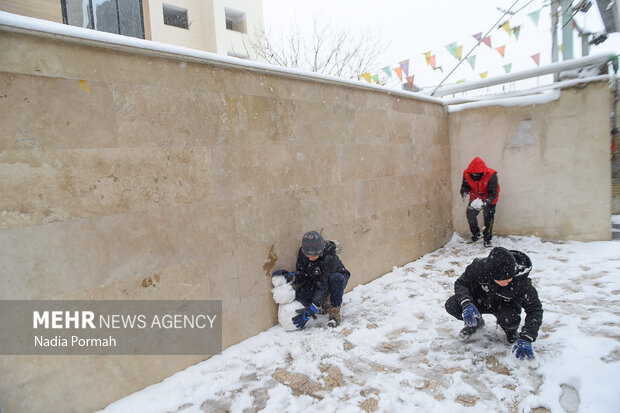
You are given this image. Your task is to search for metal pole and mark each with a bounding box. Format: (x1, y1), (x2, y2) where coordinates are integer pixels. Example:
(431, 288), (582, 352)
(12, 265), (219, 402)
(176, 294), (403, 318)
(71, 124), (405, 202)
(551, 0), (560, 80)
(581, 33), (590, 56)
(561, 0), (574, 60)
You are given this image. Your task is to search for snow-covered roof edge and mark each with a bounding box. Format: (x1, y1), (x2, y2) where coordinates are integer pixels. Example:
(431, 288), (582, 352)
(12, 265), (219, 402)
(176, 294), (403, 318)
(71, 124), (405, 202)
(0, 12), (443, 105)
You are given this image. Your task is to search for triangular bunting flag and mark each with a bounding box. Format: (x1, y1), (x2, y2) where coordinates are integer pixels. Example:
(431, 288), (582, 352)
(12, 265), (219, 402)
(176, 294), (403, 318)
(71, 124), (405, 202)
(531, 53), (541, 66)
(394, 67), (403, 81)
(399, 60), (410, 77)
(456, 45), (463, 61)
(445, 42), (458, 59)
(423, 51), (432, 65)
(466, 55), (476, 70)
(504, 63), (512, 73)
(457, 79), (466, 84)
(430, 55), (436, 69)
(371, 74), (380, 84)
(512, 26), (521, 40)
(406, 75), (415, 90)
(360, 73), (372, 83)
(480, 72), (488, 79)
(483, 36), (492, 48)
(501, 21), (512, 36)
(528, 9), (541, 27)
(381, 66), (392, 77)
(495, 45), (506, 57)
(473, 32), (482, 42)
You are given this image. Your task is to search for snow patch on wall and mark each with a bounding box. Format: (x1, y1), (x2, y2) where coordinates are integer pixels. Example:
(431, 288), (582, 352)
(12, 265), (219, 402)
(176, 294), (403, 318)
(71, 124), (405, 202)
(509, 118), (536, 148)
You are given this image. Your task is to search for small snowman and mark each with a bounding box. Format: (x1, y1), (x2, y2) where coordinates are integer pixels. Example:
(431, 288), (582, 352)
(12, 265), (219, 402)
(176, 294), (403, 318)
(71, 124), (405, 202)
(271, 270), (309, 331)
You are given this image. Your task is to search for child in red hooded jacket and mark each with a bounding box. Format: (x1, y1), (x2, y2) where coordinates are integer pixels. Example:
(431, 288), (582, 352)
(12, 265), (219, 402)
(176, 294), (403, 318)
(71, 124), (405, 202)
(460, 157), (500, 247)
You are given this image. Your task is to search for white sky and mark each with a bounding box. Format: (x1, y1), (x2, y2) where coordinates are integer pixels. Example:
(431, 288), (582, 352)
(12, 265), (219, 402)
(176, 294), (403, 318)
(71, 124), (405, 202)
(262, 0), (620, 89)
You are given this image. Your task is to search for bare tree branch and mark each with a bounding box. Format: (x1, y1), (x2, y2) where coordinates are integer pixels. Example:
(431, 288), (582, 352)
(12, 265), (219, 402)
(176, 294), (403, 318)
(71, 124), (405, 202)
(243, 15), (385, 80)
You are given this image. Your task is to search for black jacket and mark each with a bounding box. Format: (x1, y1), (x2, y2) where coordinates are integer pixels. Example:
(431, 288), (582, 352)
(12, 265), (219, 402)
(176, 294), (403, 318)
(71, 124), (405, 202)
(454, 250), (543, 341)
(295, 241), (350, 307)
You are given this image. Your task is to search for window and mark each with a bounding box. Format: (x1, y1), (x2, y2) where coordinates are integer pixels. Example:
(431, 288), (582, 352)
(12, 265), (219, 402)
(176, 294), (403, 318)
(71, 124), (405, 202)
(225, 8), (246, 33)
(162, 4), (189, 29)
(61, 0), (145, 39)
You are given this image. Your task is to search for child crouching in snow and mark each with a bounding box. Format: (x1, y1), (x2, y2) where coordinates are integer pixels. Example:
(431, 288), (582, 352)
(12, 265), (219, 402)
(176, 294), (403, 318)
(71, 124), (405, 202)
(272, 231), (350, 328)
(444, 247), (543, 360)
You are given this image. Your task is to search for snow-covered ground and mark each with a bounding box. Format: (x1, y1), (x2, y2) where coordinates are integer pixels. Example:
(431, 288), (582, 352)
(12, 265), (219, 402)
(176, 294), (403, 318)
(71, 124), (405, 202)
(100, 231), (620, 413)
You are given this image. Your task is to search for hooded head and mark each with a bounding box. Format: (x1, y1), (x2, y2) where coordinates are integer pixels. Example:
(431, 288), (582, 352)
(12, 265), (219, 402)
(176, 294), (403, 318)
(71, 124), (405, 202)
(487, 247), (517, 280)
(465, 157), (488, 174)
(301, 231), (325, 256)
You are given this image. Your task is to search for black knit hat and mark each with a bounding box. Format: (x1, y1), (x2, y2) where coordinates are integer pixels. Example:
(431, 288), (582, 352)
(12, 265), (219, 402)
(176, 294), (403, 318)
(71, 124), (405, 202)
(487, 247), (517, 280)
(301, 231), (325, 256)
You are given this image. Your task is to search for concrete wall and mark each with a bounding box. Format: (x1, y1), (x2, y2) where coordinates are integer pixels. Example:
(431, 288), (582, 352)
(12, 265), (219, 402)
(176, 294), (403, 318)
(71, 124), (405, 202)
(0, 0), (62, 23)
(449, 82), (612, 241)
(0, 28), (451, 412)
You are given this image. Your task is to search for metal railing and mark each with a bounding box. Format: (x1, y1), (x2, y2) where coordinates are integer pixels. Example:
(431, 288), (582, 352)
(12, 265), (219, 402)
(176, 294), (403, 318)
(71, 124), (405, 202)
(426, 53), (617, 98)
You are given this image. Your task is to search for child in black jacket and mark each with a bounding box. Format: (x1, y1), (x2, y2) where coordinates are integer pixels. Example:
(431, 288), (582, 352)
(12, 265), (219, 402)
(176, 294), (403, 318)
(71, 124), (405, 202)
(445, 247), (543, 360)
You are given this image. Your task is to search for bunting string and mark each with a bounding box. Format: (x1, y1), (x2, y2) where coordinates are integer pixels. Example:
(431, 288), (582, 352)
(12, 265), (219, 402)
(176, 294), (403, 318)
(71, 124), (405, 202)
(359, 0), (549, 91)
(431, 0), (526, 95)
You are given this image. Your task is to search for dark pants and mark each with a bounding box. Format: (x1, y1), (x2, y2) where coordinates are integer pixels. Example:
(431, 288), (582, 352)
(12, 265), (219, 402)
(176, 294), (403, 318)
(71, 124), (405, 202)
(295, 273), (348, 308)
(467, 203), (496, 241)
(444, 294), (521, 332)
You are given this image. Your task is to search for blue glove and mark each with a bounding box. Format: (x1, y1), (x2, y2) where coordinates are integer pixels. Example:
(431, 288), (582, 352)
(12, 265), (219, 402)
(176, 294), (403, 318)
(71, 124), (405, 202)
(272, 269), (295, 283)
(512, 339), (535, 360)
(462, 303), (481, 327)
(292, 304), (318, 329)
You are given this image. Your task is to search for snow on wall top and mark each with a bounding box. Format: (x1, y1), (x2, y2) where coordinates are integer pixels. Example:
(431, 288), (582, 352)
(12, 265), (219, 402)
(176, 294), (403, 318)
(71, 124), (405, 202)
(0, 11), (442, 104)
(1, 11), (616, 111)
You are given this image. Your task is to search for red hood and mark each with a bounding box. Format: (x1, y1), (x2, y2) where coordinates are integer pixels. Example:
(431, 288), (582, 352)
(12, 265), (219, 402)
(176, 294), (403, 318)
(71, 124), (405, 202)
(465, 157), (488, 174)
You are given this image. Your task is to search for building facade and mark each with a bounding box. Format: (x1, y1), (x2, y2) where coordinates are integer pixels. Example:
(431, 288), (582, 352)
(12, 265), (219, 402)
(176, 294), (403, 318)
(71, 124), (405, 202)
(0, 0), (264, 59)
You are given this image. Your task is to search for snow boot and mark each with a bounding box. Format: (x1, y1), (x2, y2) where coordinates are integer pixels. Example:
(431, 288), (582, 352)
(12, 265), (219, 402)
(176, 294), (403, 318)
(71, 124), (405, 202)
(484, 239), (492, 248)
(327, 306), (341, 328)
(319, 296), (332, 315)
(459, 317), (485, 339)
(466, 233), (482, 244)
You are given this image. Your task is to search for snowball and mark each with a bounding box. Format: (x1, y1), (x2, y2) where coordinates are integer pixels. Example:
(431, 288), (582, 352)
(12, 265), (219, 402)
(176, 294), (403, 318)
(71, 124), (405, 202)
(471, 198), (483, 210)
(271, 283), (296, 304)
(278, 300), (306, 331)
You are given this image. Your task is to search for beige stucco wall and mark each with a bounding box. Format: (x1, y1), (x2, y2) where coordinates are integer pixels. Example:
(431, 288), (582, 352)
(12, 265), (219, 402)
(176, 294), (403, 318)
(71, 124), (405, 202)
(0, 0), (62, 23)
(449, 82), (612, 241)
(147, 0), (264, 57)
(213, 0), (265, 57)
(148, 0), (218, 51)
(0, 28), (451, 412)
